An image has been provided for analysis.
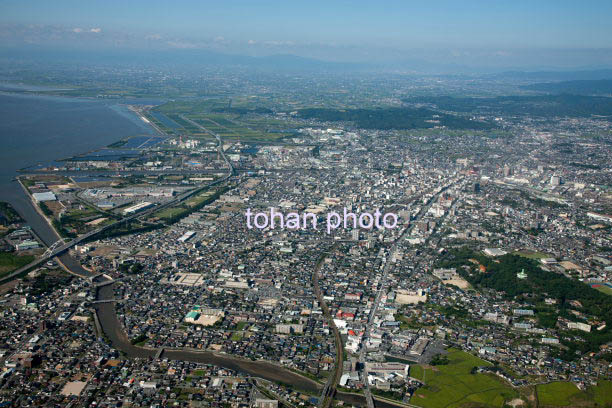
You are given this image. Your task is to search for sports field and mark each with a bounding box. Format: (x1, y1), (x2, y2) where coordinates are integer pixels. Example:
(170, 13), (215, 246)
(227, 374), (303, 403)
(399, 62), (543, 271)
(513, 250), (550, 260)
(590, 282), (612, 296)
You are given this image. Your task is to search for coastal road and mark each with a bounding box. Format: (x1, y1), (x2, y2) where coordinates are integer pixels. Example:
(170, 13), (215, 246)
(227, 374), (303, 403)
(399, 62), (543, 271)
(3, 111), (234, 283)
(4, 106), (410, 407)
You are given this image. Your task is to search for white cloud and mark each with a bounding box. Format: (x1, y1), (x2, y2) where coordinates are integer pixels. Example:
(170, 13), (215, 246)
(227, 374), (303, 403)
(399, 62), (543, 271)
(90, 28), (102, 33)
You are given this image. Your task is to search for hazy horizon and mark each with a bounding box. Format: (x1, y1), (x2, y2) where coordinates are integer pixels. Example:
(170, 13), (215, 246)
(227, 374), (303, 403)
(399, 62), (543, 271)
(2, 0), (612, 72)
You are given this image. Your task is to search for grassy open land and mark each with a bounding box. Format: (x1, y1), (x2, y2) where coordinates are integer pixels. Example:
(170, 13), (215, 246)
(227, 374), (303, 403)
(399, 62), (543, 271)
(395, 312), (426, 330)
(153, 207), (187, 221)
(47, 205), (109, 238)
(86, 220), (162, 242)
(513, 250), (551, 260)
(150, 187), (226, 225)
(409, 349), (612, 407)
(185, 190), (215, 208)
(591, 381), (612, 406)
(0, 252), (35, 277)
(411, 365), (424, 380)
(154, 99), (299, 142)
(236, 321), (249, 330)
(536, 380), (612, 407)
(537, 382), (583, 406)
(409, 349), (519, 408)
(189, 114), (289, 142)
(157, 97), (277, 115)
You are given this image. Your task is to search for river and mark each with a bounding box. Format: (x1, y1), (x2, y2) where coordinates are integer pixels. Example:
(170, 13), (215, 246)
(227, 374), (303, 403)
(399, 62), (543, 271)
(0, 92), (156, 244)
(94, 283), (403, 407)
(0, 92), (404, 407)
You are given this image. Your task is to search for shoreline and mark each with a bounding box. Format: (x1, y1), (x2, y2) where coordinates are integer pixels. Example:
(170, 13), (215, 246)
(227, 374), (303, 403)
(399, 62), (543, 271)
(0, 91), (407, 407)
(16, 176), (62, 244)
(1, 92), (161, 240)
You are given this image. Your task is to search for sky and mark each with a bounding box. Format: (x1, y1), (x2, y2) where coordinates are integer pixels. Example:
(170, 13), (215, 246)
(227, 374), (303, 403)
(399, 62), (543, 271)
(1, 0), (612, 70)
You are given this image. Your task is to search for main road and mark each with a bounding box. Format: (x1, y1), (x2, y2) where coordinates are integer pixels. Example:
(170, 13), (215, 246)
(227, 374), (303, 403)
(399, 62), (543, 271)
(312, 247), (344, 407)
(359, 180), (459, 408)
(94, 279), (406, 408)
(91, 115), (410, 407)
(3, 112), (234, 283)
(4, 108), (410, 407)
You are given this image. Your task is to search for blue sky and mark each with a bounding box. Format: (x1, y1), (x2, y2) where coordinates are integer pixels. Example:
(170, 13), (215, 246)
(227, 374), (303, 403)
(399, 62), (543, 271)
(1, 0), (612, 68)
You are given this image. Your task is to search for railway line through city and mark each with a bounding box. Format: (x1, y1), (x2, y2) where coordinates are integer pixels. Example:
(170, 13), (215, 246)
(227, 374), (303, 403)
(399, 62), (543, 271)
(3, 108), (419, 408)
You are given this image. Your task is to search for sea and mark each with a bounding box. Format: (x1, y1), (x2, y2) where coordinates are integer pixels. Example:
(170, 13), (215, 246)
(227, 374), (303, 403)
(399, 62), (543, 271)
(0, 90), (161, 238)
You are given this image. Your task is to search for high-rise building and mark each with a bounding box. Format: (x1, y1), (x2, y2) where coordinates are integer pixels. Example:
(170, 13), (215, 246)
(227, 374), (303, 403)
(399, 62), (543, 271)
(550, 175), (560, 186)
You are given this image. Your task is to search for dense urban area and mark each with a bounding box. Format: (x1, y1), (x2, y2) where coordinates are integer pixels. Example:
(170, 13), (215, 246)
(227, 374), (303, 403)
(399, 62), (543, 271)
(1, 64), (612, 408)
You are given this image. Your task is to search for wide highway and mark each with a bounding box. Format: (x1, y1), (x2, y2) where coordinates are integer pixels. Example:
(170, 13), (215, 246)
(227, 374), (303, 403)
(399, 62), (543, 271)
(3, 111), (234, 282)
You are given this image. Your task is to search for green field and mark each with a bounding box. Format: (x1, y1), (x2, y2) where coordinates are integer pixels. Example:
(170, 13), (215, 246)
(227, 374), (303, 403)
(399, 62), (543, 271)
(153, 207), (187, 220)
(536, 380), (612, 407)
(185, 191), (215, 208)
(537, 382), (583, 406)
(410, 365), (424, 380)
(409, 349), (519, 408)
(154, 100), (297, 142)
(48, 204), (109, 237)
(150, 188), (225, 225)
(189, 114), (288, 142)
(153, 191), (215, 219)
(0, 252), (35, 277)
(592, 381), (612, 406)
(230, 332), (243, 341)
(236, 321), (249, 330)
(410, 351), (612, 408)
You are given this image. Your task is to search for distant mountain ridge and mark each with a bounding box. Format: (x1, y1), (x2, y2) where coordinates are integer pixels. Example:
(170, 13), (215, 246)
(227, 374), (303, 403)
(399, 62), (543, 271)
(520, 79), (612, 95)
(0, 47), (368, 72)
(494, 69), (612, 81)
(2, 46), (612, 76)
(405, 94), (612, 117)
